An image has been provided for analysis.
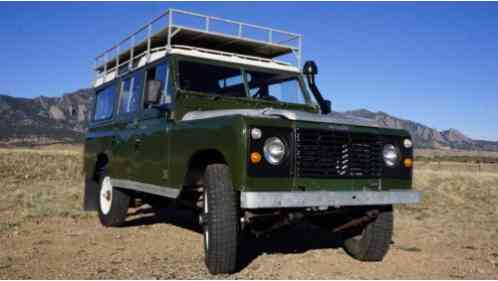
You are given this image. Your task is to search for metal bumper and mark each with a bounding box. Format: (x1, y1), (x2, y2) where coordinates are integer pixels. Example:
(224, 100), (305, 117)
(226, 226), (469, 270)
(240, 190), (421, 209)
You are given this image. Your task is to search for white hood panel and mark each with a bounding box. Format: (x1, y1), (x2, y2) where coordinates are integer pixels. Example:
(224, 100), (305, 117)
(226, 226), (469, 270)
(182, 108), (382, 128)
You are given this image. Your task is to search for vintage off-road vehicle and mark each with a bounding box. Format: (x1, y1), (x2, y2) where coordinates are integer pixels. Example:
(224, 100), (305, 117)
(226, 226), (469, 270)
(84, 9), (421, 274)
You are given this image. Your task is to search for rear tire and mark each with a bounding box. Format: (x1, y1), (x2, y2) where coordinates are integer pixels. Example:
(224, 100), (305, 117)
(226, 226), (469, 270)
(343, 206), (393, 261)
(202, 164), (239, 274)
(97, 175), (130, 227)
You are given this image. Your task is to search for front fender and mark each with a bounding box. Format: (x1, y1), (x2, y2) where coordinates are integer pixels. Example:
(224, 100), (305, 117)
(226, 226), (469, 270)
(169, 115), (248, 191)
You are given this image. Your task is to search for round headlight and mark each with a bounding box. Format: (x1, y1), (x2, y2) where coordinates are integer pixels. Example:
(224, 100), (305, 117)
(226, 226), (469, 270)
(251, 128), (262, 140)
(383, 144), (400, 167)
(263, 137), (286, 165)
(403, 138), (413, 149)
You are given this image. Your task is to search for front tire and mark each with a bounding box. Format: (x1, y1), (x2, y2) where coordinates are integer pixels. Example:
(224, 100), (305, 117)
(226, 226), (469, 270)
(202, 164), (239, 274)
(97, 175), (130, 227)
(343, 206), (393, 261)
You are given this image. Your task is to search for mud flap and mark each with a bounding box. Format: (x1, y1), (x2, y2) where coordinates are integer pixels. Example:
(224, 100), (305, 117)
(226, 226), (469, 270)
(83, 177), (99, 211)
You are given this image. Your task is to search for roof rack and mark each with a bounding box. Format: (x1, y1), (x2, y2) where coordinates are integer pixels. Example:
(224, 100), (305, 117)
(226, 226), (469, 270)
(94, 9), (302, 84)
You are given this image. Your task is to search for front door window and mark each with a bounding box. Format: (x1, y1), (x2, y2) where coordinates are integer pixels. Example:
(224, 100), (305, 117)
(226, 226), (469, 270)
(118, 72), (143, 114)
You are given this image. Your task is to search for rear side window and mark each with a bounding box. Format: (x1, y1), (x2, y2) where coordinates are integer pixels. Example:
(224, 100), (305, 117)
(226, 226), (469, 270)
(94, 85), (115, 121)
(119, 78), (132, 113)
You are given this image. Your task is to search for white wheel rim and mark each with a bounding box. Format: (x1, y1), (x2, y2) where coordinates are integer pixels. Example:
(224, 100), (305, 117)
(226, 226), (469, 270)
(100, 176), (113, 215)
(203, 191), (209, 251)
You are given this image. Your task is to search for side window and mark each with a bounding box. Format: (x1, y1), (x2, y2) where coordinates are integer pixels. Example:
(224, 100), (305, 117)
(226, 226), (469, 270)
(94, 85), (115, 121)
(131, 72), (143, 112)
(118, 72), (143, 114)
(118, 78), (132, 113)
(144, 61), (171, 107)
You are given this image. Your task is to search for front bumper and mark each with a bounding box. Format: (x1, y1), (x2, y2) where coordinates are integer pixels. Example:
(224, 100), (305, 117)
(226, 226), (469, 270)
(240, 189), (421, 209)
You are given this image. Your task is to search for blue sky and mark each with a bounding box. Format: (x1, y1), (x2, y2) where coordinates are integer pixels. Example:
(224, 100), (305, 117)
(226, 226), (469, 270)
(1, 2), (497, 140)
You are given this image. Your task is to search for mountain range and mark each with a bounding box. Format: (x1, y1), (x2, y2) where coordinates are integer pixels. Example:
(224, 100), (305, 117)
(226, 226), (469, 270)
(0, 89), (94, 145)
(0, 89), (496, 151)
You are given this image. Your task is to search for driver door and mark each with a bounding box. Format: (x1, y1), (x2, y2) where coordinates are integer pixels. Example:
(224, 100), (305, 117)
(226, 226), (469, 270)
(131, 60), (174, 189)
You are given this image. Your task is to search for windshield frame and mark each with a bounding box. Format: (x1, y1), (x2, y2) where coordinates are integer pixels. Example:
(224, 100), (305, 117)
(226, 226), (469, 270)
(174, 55), (314, 107)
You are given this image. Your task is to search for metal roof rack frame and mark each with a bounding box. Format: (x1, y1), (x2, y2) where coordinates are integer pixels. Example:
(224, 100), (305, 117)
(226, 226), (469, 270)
(94, 9), (302, 85)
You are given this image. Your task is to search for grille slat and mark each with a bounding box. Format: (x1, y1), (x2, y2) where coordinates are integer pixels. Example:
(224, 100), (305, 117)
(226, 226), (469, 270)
(295, 128), (383, 178)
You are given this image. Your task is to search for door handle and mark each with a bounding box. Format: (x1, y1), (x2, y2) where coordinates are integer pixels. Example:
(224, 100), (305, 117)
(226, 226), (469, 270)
(134, 137), (142, 150)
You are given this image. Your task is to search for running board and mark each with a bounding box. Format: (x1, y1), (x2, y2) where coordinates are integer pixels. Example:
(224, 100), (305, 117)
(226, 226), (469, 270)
(111, 178), (181, 199)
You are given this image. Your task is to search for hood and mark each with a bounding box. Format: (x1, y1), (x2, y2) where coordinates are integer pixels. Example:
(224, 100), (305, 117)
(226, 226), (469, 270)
(181, 108), (383, 128)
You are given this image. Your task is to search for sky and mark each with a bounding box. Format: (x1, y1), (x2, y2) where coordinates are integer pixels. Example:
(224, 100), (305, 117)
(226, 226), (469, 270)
(0, 2), (497, 140)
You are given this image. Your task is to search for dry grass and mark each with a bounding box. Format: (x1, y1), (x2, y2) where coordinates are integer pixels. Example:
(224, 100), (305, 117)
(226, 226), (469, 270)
(397, 163), (498, 254)
(0, 147), (497, 278)
(416, 148), (498, 159)
(415, 161), (498, 173)
(0, 148), (89, 233)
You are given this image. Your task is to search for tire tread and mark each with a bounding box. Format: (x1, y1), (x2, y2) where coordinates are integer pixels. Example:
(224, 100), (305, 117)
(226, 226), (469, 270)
(343, 206), (393, 261)
(204, 164), (239, 274)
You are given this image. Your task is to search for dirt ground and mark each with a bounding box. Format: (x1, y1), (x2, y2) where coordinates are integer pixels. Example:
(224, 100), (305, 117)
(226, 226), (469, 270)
(0, 148), (497, 279)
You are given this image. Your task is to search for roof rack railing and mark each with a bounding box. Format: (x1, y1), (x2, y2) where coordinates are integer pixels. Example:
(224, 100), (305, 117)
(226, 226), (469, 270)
(94, 9), (302, 84)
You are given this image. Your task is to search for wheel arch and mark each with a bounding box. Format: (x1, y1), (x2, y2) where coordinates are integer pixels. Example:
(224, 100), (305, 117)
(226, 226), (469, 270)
(83, 151), (110, 211)
(93, 152), (109, 181)
(182, 148), (228, 189)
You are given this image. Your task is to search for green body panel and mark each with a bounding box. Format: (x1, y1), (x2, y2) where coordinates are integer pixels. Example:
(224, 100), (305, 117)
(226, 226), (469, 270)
(379, 178), (412, 189)
(84, 122), (114, 178)
(168, 115), (248, 190)
(174, 91), (317, 121)
(131, 110), (172, 186)
(84, 53), (413, 199)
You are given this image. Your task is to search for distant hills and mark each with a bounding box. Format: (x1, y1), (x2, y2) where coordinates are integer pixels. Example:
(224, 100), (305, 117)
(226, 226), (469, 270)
(0, 89), (496, 151)
(0, 89), (94, 145)
(344, 109), (498, 151)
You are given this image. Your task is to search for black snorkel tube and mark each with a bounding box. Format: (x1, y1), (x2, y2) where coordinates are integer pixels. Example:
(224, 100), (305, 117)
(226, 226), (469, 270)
(303, 61), (331, 115)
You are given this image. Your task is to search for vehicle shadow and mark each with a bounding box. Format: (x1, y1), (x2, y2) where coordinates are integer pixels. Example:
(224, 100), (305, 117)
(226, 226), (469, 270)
(237, 224), (344, 271)
(122, 205), (345, 272)
(123, 204), (202, 233)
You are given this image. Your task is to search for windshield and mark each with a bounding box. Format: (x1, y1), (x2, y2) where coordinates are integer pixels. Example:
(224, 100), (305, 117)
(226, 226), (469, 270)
(178, 60), (308, 105)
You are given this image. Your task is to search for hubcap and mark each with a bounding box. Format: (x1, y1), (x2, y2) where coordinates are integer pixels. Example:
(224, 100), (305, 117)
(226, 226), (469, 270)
(100, 176), (113, 215)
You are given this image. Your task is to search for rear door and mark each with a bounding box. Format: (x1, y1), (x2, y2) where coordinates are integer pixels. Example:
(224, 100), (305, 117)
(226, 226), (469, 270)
(88, 83), (121, 178)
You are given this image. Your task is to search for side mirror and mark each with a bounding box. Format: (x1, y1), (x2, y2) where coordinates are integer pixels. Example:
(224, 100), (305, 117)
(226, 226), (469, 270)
(145, 80), (162, 105)
(303, 60), (318, 76)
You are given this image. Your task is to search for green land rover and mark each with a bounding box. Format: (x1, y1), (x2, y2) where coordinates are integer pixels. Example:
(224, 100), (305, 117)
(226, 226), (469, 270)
(83, 9), (421, 274)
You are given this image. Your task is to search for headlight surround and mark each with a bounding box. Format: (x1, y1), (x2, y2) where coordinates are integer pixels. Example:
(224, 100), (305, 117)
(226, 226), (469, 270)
(263, 137), (286, 165)
(383, 144), (400, 167)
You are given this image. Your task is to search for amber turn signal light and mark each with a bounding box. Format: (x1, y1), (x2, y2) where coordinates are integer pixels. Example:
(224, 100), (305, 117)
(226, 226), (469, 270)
(250, 152), (262, 164)
(403, 158), (413, 168)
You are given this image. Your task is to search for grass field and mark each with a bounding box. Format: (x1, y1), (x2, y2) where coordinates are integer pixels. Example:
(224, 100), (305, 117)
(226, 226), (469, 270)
(0, 147), (497, 278)
(0, 148), (88, 230)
